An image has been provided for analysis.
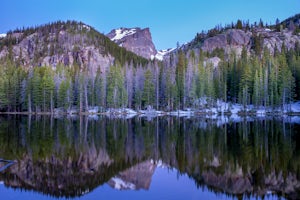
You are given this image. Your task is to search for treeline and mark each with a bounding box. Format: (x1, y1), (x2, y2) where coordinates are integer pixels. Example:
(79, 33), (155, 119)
(0, 43), (299, 113)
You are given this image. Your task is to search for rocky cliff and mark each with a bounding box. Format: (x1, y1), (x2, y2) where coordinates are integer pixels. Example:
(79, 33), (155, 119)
(107, 27), (157, 59)
(183, 27), (300, 58)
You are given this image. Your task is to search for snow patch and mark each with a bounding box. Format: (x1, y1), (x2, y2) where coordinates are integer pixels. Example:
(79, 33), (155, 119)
(87, 106), (99, 114)
(154, 48), (175, 61)
(289, 116), (300, 124)
(111, 28), (137, 41)
(256, 109), (266, 116)
(169, 109), (194, 117)
(211, 156), (221, 167)
(291, 101), (300, 112)
(111, 177), (136, 190)
(150, 159), (168, 169)
(0, 181), (3, 184)
(82, 24), (91, 31)
(0, 33), (6, 38)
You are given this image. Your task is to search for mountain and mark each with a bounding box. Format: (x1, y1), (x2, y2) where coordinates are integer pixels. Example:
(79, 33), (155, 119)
(0, 15), (300, 114)
(177, 16), (300, 60)
(0, 21), (148, 73)
(107, 27), (157, 59)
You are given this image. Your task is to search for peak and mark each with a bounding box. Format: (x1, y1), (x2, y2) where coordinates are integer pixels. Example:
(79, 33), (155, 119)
(107, 27), (157, 59)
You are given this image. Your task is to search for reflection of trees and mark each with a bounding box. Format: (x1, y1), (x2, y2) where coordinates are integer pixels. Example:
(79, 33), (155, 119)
(0, 115), (299, 198)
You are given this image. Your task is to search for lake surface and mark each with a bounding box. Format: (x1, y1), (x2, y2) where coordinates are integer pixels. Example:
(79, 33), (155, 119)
(0, 115), (299, 200)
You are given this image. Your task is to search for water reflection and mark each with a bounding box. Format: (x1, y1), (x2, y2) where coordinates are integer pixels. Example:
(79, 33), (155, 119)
(0, 115), (299, 199)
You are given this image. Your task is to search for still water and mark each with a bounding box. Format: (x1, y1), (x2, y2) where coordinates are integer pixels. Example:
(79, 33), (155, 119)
(0, 115), (299, 200)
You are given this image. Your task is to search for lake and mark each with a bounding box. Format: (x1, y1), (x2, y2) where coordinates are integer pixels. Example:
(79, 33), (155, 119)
(0, 115), (299, 200)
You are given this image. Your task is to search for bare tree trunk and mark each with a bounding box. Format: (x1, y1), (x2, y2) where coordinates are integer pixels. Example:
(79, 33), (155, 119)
(84, 84), (88, 112)
(43, 90), (46, 112)
(50, 91), (53, 114)
(79, 90), (83, 114)
(28, 93), (32, 113)
(156, 65), (159, 110)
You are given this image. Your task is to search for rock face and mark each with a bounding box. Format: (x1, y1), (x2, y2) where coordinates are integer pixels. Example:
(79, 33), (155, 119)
(0, 25), (114, 75)
(201, 29), (251, 55)
(184, 28), (300, 59)
(107, 27), (157, 59)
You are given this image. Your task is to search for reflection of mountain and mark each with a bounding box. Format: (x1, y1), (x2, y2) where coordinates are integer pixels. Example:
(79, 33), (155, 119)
(0, 116), (299, 199)
(190, 166), (300, 199)
(108, 160), (156, 190)
(1, 150), (119, 198)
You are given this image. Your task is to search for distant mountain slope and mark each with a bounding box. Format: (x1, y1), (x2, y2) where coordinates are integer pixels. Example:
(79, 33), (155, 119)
(0, 21), (148, 72)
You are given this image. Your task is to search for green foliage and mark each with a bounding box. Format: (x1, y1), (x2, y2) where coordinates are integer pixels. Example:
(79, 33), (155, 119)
(176, 51), (186, 109)
(142, 69), (155, 108)
(106, 65), (127, 108)
(236, 19), (243, 29)
(58, 79), (71, 109)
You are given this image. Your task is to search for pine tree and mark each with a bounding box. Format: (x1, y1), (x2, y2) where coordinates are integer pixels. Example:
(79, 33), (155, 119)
(94, 69), (105, 108)
(236, 19), (243, 29)
(142, 69), (155, 108)
(176, 51), (186, 109)
(253, 70), (261, 107)
(165, 68), (177, 111)
(58, 79), (72, 110)
(41, 67), (55, 112)
(239, 62), (252, 108)
(0, 65), (8, 110)
(106, 65), (127, 108)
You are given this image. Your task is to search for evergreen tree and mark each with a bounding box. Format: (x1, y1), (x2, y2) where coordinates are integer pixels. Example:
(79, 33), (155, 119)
(236, 19), (243, 29)
(106, 65), (127, 108)
(58, 79), (72, 109)
(142, 69), (155, 108)
(41, 67), (55, 112)
(31, 68), (43, 112)
(176, 51), (186, 109)
(94, 69), (105, 108)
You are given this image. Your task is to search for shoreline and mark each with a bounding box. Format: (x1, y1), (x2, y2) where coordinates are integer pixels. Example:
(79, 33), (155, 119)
(1, 110), (300, 117)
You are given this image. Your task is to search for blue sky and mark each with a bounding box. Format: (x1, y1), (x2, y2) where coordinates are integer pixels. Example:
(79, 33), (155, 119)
(1, 0), (299, 50)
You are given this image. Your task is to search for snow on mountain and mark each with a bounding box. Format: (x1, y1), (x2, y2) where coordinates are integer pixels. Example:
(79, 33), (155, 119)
(82, 24), (91, 31)
(110, 177), (136, 190)
(107, 27), (157, 59)
(153, 48), (175, 61)
(0, 33), (7, 38)
(111, 28), (137, 41)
